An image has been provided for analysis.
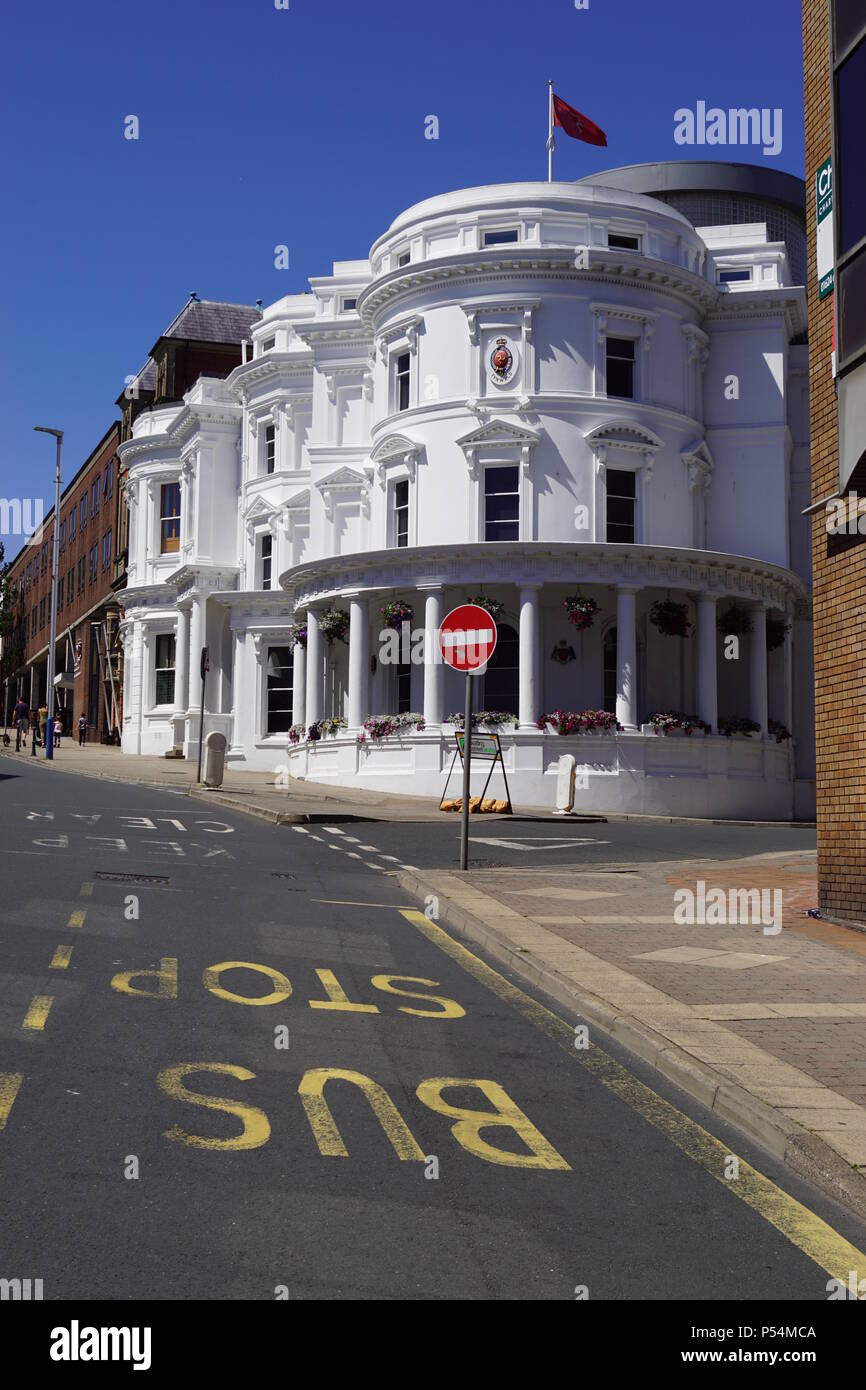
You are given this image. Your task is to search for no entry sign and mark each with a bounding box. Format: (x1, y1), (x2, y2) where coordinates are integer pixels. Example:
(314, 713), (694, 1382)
(438, 604), (497, 673)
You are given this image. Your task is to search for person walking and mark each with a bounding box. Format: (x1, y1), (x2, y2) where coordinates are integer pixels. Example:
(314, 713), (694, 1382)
(13, 697), (29, 752)
(38, 704), (48, 748)
(78, 714), (87, 748)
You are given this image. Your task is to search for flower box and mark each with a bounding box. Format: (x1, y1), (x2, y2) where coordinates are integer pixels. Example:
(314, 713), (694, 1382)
(649, 712), (711, 736)
(537, 709), (622, 735)
(446, 710), (517, 731)
(361, 712), (425, 742)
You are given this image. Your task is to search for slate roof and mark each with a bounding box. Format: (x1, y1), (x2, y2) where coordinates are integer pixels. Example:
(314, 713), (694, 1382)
(156, 298), (262, 348)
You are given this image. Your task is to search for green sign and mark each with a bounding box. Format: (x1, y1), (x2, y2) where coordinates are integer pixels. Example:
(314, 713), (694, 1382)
(457, 732), (499, 760)
(816, 157), (834, 300)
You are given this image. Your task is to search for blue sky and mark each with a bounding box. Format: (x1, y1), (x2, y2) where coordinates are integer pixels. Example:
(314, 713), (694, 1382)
(0, 0), (805, 558)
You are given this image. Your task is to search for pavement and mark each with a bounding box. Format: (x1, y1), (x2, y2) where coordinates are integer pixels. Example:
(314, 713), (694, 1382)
(2, 753), (865, 1301)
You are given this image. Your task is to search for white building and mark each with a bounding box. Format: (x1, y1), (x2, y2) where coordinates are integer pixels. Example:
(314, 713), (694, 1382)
(120, 163), (815, 818)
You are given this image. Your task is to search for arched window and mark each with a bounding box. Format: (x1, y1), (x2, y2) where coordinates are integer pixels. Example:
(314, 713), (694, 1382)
(603, 626), (617, 714)
(484, 623), (519, 715)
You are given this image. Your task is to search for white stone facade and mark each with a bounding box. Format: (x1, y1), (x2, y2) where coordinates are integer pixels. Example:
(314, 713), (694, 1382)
(119, 177), (814, 818)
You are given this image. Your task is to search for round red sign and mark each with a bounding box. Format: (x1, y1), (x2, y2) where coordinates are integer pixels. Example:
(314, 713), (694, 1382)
(438, 604), (498, 673)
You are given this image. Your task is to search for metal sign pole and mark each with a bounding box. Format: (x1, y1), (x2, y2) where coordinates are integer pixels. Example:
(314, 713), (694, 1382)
(196, 646), (209, 784)
(460, 671), (473, 870)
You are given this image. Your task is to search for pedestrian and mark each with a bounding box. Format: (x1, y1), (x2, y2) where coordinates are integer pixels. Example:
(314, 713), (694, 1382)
(78, 714), (87, 748)
(13, 697), (29, 752)
(38, 704), (48, 747)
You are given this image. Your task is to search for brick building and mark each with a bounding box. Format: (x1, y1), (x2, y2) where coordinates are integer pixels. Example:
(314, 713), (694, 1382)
(1, 422), (124, 743)
(1, 294), (261, 745)
(803, 1), (866, 922)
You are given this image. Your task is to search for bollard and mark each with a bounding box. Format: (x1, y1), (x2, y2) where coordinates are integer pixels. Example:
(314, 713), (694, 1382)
(553, 754), (576, 815)
(203, 731), (227, 789)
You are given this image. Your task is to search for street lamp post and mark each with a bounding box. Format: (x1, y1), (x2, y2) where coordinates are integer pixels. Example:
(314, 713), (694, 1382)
(33, 427), (63, 760)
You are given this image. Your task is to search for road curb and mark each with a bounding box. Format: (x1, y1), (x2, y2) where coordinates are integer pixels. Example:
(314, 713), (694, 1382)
(395, 868), (866, 1224)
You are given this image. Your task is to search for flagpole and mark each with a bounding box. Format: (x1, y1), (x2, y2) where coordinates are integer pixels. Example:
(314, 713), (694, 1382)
(547, 79), (554, 182)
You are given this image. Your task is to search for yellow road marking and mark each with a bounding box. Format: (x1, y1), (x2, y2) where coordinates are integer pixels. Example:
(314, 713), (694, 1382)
(0, 1074), (23, 1130)
(22, 996), (54, 1031)
(68, 910), (86, 929)
(313, 899), (417, 908)
(50, 944), (73, 970)
(398, 908), (866, 1284)
(80, 882), (93, 898)
(308, 968), (379, 1013)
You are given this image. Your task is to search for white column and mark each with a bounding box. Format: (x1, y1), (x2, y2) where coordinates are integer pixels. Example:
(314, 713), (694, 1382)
(421, 586), (444, 728)
(518, 584), (541, 729)
(695, 593), (718, 731)
(229, 625), (245, 749)
(175, 605), (191, 713)
(347, 595), (369, 730)
(188, 595), (204, 714)
(305, 609), (322, 726)
(615, 586), (638, 730)
(749, 604), (768, 736)
(292, 640), (306, 727)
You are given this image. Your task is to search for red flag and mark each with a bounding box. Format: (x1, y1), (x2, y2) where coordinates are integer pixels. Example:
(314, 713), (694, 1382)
(553, 93), (607, 147)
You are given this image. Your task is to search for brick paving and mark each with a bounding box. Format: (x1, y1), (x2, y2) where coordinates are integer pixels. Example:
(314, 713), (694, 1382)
(410, 848), (866, 1180)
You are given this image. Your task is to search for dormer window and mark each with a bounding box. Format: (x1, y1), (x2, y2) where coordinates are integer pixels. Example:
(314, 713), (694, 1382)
(483, 229), (519, 247)
(608, 233), (640, 251)
(397, 252), (411, 267)
(341, 297), (358, 312)
(718, 269), (751, 285)
(262, 337), (276, 353)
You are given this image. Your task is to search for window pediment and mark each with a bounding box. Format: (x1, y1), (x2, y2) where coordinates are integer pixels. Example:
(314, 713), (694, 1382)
(585, 420), (663, 455)
(457, 420), (540, 450)
(316, 466), (372, 520)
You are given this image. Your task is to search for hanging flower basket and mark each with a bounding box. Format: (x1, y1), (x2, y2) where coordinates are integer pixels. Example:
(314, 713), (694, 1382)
(287, 622), (307, 649)
(650, 600), (691, 638)
(318, 608), (350, 645)
(717, 605), (751, 637)
(381, 599), (415, 631)
(537, 709), (622, 734)
(563, 595), (599, 631)
(361, 712), (425, 742)
(465, 594), (505, 621)
(649, 711), (711, 736)
(447, 710), (516, 730)
(766, 619), (790, 652)
(288, 723), (306, 745)
(769, 719), (792, 743)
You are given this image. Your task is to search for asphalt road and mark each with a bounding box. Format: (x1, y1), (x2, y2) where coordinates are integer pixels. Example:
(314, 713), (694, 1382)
(0, 757), (855, 1302)
(329, 814), (817, 871)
